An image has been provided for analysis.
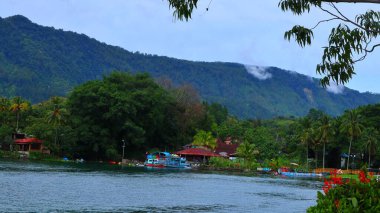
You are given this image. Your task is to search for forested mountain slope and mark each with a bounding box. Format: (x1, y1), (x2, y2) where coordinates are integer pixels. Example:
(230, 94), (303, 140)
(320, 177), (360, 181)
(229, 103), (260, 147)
(1, 15), (379, 118)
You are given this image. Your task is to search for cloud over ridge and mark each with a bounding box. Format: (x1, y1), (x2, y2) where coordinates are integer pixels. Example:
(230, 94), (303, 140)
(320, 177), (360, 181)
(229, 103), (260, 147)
(244, 65), (272, 80)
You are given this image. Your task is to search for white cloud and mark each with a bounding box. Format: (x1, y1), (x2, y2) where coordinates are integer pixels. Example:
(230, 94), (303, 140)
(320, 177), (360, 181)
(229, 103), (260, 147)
(244, 65), (272, 80)
(326, 83), (345, 94)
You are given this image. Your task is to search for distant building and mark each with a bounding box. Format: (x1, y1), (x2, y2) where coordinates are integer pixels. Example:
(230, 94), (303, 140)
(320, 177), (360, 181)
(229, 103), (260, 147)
(215, 137), (239, 158)
(175, 148), (220, 163)
(11, 133), (49, 155)
(14, 138), (44, 152)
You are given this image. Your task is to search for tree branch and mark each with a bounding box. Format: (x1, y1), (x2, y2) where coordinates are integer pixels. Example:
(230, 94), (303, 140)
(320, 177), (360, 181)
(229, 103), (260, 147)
(311, 18), (340, 29)
(353, 41), (380, 62)
(321, 3), (380, 34)
(365, 43), (380, 52)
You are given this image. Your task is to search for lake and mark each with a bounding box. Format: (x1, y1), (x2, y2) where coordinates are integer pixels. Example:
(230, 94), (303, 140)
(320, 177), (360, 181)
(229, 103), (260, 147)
(0, 160), (320, 212)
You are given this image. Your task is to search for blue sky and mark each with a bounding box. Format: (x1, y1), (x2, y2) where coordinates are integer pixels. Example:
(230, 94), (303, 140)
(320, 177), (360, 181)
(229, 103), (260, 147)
(1, 0), (380, 93)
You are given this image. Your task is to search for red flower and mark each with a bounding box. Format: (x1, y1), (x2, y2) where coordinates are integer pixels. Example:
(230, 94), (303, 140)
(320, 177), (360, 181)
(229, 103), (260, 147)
(331, 169), (338, 177)
(359, 171), (370, 183)
(331, 177), (343, 185)
(323, 179), (333, 194)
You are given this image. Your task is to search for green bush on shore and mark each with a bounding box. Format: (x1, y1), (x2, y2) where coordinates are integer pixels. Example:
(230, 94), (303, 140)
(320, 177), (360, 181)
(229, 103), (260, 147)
(308, 170), (380, 212)
(28, 152), (59, 161)
(209, 157), (259, 170)
(0, 150), (19, 159)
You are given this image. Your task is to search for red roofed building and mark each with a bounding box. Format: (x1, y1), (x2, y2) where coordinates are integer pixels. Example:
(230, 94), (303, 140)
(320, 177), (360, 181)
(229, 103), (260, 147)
(215, 138), (239, 158)
(176, 148), (220, 163)
(14, 137), (45, 152)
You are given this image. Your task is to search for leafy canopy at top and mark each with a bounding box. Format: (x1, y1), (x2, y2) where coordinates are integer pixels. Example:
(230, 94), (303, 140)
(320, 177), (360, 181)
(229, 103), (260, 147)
(167, 0), (380, 87)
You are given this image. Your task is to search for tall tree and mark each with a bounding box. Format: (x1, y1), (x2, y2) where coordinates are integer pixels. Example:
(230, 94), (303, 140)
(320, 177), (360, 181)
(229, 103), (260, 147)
(192, 130), (216, 150)
(300, 128), (313, 171)
(236, 140), (259, 162)
(362, 127), (379, 167)
(340, 110), (364, 170)
(68, 72), (178, 160)
(312, 129), (321, 169)
(317, 115), (334, 171)
(9, 96), (29, 132)
(171, 84), (206, 144)
(46, 97), (67, 147)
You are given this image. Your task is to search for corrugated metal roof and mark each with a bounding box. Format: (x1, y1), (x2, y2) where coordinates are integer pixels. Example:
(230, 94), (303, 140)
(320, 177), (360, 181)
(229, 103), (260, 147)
(14, 138), (43, 144)
(175, 148), (220, 157)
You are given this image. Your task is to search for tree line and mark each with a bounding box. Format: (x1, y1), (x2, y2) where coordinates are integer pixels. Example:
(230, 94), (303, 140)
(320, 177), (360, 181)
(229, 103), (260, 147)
(0, 72), (379, 168)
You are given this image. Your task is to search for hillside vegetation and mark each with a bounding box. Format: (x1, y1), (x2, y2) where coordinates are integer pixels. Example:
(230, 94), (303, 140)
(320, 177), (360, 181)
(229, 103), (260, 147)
(0, 15), (379, 118)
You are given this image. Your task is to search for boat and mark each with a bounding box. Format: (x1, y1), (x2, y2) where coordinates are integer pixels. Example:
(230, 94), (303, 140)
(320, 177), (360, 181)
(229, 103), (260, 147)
(278, 167), (324, 177)
(280, 172), (323, 177)
(257, 167), (272, 172)
(144, 152), (191, 169)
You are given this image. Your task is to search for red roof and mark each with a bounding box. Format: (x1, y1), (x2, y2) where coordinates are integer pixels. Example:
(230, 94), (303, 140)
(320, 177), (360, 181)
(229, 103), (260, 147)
(215, 139), (239, 157)
(14, 138), (43, 144)
(175, 148), (220, 157)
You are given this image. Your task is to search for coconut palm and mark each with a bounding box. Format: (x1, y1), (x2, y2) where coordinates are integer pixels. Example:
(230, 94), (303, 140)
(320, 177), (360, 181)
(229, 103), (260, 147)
(192, 130), (216, 150)
(300, 128), (312, 171)
(236, 140), (259, 161)
(310, 128), (322, 169)
(340, 110), (364, 170)
(362, 127), (379, 167)
(46, 97), (66, 146)
(317, 115), (334, 171)
(10, 96), (29, 132)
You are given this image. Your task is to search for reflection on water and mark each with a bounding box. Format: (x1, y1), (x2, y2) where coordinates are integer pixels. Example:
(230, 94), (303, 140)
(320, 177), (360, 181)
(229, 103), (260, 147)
(0, 160), (320, 212)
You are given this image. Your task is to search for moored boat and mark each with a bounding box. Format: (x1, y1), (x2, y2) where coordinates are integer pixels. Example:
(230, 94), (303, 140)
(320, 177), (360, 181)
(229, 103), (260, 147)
(280, 172), (323, 177)
(278, 167), (325, 177)
(144, 152), (191, 169)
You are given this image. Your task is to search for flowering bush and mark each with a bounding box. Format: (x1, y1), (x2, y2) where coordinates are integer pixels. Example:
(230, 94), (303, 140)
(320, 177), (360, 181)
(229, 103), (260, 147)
(308, 169), (380, 212)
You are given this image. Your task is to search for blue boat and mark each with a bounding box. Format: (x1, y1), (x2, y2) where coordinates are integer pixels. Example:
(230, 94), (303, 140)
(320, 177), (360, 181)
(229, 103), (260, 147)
(280, 172), (323, 177)
(144, 152), (191, 169)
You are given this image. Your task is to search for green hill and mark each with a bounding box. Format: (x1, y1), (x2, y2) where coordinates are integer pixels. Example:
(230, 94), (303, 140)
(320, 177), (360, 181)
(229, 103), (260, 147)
(0, 15), (379, 118)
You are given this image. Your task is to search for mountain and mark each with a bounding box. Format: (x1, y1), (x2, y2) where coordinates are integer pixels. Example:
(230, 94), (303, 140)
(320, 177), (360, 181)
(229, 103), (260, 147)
(0, 15), (379, 118)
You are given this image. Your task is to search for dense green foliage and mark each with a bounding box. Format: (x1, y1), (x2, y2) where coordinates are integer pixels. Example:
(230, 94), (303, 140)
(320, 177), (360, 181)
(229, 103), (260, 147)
(1, 72), (225, 160)
(209, 157), (259, 170)
(1, 72), (380, 165)
(67, 72), (181, 160)
(0, 15), (379, 119)
(192, 130), (216, 149)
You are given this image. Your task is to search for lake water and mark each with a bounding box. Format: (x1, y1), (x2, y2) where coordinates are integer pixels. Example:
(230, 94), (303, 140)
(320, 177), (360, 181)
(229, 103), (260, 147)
(0, 160), (320, 212)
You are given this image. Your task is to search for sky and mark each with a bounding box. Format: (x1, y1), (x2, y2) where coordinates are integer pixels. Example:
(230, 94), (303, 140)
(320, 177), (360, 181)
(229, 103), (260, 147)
(1, 0), (380, 93)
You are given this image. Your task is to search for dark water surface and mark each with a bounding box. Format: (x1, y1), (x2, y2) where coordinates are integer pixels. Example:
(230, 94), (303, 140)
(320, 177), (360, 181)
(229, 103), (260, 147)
(0, 160), (320, 212)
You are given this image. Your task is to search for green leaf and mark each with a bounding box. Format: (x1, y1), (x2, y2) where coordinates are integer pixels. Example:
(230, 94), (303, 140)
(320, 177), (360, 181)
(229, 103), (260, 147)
(351, 197), (358, 208)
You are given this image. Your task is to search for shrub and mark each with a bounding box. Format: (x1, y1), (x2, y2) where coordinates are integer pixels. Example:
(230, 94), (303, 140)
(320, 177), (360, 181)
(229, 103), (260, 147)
(208, 157), (258, 170)
(308, 170), (380, 212)
(28, 151), (58, 161)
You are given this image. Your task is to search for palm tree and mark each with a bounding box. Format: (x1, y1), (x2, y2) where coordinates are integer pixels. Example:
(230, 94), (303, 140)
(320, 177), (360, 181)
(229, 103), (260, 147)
(340, 110), (364, 170)
(10, 96), (29, 132)
(310, 128), (322, 169)
(362, 127), (379, 167)
(236, 140), (259, 161)
(192, 130), (216, 150)
(300, 128), (312, 171)
(317, 115), (334, 171)
(46, 97), (66, 146)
